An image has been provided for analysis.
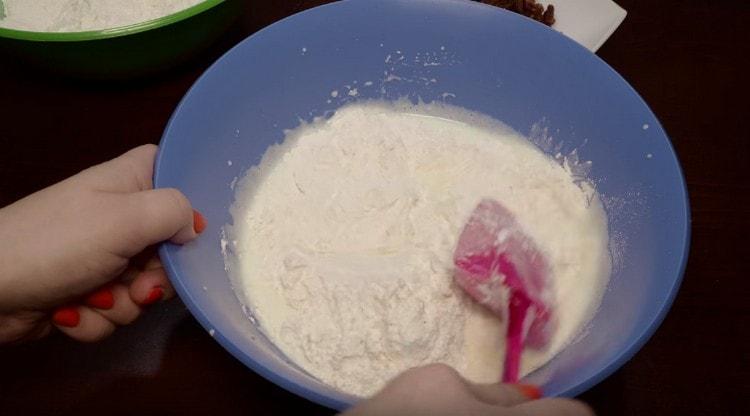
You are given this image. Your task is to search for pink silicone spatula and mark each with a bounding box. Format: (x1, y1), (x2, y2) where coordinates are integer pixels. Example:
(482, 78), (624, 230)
(453, 199), (556, 382)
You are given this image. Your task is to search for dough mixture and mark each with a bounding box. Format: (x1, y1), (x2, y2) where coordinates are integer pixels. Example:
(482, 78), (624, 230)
(227, 101), (610, 397)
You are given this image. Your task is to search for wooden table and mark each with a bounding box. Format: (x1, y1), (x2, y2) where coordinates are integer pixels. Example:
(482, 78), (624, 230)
(1, 1), (747, 415)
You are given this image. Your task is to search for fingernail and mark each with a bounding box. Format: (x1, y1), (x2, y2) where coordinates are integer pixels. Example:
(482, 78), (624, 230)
(52, 307), (80, 327)
(85, 287), (114, 309)
(141, 286), (164, 305)
(193, 209), (207, 234)
(515, 384), (543, 400)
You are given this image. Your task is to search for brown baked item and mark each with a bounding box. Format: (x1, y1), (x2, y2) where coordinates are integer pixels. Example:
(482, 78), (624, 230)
(480, 0), (556, 26)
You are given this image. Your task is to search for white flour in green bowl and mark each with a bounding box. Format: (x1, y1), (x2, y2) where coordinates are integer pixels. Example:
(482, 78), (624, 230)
(0, 0), (204, 32)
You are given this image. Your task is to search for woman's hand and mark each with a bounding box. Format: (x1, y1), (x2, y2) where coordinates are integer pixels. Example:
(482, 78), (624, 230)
(343, 364), (594, 416)
(0, 144), (205, 344)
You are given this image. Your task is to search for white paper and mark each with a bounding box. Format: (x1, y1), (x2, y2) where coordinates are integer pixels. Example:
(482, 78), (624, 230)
(547, 0), (627, 51)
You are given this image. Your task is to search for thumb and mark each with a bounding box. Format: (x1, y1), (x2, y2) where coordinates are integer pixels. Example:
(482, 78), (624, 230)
(117, 188), (205, 251)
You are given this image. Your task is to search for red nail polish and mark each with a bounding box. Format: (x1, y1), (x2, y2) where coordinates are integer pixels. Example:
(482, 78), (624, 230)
(52, 307), (80, 327)
(141, 286), (164, 305)
(193, 210), (207, 234)
(85, 287), (114, 309)
(515, 384), (543, 400)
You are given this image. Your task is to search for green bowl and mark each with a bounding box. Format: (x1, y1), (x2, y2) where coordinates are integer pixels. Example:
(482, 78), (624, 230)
(0, 0), (241, 80)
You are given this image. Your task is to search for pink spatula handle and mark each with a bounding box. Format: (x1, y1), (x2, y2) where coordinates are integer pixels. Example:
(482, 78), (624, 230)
(502, 291), (532, 383)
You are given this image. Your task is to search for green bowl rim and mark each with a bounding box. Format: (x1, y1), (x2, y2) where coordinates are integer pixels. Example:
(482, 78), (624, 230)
(0, 0), (224, 42)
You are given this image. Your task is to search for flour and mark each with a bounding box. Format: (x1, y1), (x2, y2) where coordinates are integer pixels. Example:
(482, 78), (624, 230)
(0, 0), (203, 32)
(227, 101), (611, 397)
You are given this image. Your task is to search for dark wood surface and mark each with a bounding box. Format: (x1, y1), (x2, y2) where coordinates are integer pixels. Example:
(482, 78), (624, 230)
(1, 1), (748, 415)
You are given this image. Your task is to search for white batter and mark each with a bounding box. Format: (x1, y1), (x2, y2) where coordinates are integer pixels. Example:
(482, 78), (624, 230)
(227, 101), (611, 397)
(0, 0), (203, 32)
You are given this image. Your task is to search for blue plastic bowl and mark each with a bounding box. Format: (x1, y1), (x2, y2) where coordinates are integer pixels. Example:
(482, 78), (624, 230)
(155, 0), (690, 410)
